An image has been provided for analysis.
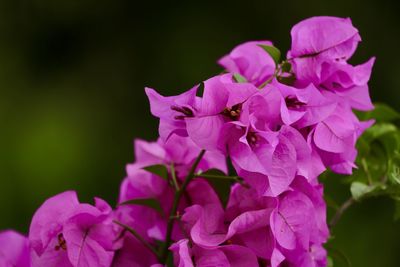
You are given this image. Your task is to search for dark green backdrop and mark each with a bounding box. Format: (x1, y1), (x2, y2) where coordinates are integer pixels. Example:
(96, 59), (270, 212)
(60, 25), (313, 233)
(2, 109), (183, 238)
(0, 1), (399, 266)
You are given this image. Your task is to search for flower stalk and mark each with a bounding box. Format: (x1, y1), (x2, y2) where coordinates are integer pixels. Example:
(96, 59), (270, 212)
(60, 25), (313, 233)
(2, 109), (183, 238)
(160, 149), (206, 263)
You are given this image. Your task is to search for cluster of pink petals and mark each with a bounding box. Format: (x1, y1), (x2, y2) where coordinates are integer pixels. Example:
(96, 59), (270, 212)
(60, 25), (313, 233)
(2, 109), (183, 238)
(114, 135), (227, 266)
(144, 16), (374, 266)
(29, 191), (119, 267)
(0, 16), (374, 267)
(172, 176), (329, 267)
(0, 230), (30, 266)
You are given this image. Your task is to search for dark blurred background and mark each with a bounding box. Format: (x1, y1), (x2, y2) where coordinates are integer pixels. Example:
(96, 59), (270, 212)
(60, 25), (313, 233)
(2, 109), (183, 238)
(0, 0), (399, 266)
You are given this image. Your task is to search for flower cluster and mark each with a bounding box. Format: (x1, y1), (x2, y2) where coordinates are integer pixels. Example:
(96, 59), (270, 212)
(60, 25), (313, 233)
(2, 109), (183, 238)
(0, 16), (374, 267)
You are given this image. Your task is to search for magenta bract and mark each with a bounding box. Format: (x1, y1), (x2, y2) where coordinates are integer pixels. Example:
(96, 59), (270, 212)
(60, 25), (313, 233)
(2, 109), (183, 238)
(2, 16), (375, 267)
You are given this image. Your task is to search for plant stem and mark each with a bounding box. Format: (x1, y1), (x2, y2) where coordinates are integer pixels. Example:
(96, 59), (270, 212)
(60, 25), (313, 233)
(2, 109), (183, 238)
(195, 173), (240, 180)
(195, 173), (249, 187)
(329, 197), (355, 228)
(113, 220), (160, 260)
(160, 149), (206, 263)
(170, 162), (180, 191)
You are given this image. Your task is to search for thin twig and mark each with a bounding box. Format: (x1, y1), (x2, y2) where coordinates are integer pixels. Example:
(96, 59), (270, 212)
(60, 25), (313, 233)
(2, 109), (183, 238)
(195, 173), (249, 188)
(170, 162), (180, 191)
(113, 220), (160, 260)
(329, 197), (356, 228)
(160, 150), (206, 263)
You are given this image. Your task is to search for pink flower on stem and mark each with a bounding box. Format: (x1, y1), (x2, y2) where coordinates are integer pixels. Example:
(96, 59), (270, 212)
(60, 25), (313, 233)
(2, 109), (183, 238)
(288, 16), (361, 85)
(0, 230), (30, 267)
(218, 40), (277, 86)
(29, 191), (117, 267)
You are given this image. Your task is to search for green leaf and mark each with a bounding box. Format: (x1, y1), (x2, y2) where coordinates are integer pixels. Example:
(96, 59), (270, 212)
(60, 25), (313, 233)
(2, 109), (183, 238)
(113, 220), (160, 257)
(198, 168), (227, 177)
(327, 256), (334, 267)
(388, 153), (400, 185)
(362, 123), (397, 143)
(233, 73), (248, 83)
(119, 198), (163, 214)
(258, 45), (281, 65)
(143, 164), (169, 180)
(280, 61), (292, 73)
(196, 169), (234, 207)
(359, 103), (400, 122)
(350, 181), (384, 201)
(196, 82), (205, 97)
(380, 129), (400, 158)
(277, 74), (296, 86)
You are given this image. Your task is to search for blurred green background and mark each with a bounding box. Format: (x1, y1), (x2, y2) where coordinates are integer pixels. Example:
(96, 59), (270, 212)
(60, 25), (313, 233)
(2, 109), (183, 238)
(0, 0), (399, 266)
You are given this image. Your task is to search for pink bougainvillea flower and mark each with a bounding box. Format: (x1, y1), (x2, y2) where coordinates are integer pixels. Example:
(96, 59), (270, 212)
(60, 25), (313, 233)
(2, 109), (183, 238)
(117, 134), (226, 237)
(279, 243), (327, 267)
(270, 191), (314, 250)
(218, 40), (276, 86)
(319, 57), (375, 111)
(177, 176), (328, 266)
(146, 85), (198, 141)
(311, 103), (374, 174)
(170, 239), (259, 267)
(0, 230), (30, 267)
(29, 191), (117, 267)
(115, 134), (225, 257)
(288, 16), (361, 85)
(110, 235), (159, 267)
(226, 123), (316, 196)
(147, 74), (259, 152)
(128, 135), (227, 177)
(0, 15), (376, 267)
(228, 128), (296, 196)
(184, 74), (258, 152)
(290, 177), (329, 243)
(116, 179), (220, 265)
(270, 81), (337, 128)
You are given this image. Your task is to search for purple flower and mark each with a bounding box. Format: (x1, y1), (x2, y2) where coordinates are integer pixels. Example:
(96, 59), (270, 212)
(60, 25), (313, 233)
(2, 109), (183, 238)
(146, 85), (198, 142)
(0, 16), (375, 267)
(310, 103), (374, 174)
(288, 16), (361, 85)
(29, 191), (117, 267)
(111, 235), (159, 267)
(271, 81), (337, 128)
(319, 57), (375, 111)
(147, 74), (259, 152)
(115, 134), (226, 264)
(170, 239), (259, 267)
(176, 175), (328, 266)
(0, 230), (30, 267)
(218, 41), (277, 86)
(116, 134), (226, 242)
(227, 124), (316, 196)
(270, 191), (314, 250)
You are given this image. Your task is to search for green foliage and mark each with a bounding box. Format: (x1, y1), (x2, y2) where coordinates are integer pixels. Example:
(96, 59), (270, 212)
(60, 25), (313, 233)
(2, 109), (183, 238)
(356, 103), (400, 122)
(196, 168), (236, 206)
(258, 44), (281, 65)
(277, 75), (296, 86)
(327, 256), (334, 267)
(119, 198), (164, 215)
(233, 73), (248, 83)
(324, 104), (400, 267)
(143, 164), (169, 180)
(333, 103), (400, 218)
(350, 181), (384, 201)
(280, 61), (292, 73)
